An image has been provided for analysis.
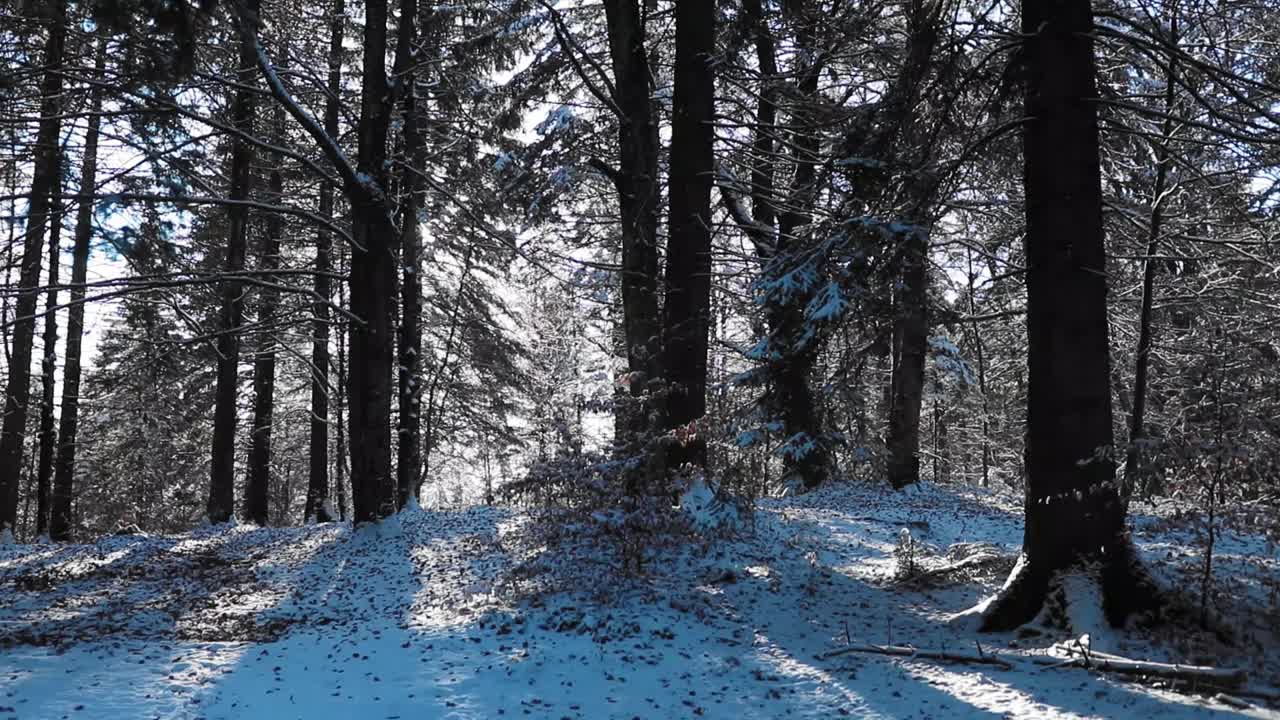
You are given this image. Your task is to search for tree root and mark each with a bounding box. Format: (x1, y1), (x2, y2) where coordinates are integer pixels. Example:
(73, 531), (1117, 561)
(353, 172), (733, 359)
(974, 537), (1162, 632)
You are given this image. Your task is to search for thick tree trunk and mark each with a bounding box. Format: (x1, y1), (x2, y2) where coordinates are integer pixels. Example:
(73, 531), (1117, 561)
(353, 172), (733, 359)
(394, 0), (426, 509)
(306, 0), (344, 524)
(35, 195), (62, 538)
(979, 0), (1153, 632)
(603, 0), (662, 461)
(208, 0), (260, 524)
(244, 99), (286, 526)
(0, 2), (65, 536)
(348, 0), (397, 523)
(660, 0), (716, 469)
(50, 40), (105, 541)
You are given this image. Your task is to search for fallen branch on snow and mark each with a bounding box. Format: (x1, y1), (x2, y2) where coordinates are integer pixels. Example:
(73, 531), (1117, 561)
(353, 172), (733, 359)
(817, 642), (1013, 670)
(818, 641), (1248, 688)
(1056, 645), (1248, 687)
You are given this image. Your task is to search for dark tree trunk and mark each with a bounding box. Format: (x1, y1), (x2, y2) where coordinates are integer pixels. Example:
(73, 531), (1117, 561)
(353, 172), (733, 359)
(51, 39), (106, 541)
(394, 0), (426, 509)
(244, 97), (286, 526)
(886, 227), (928, 489)
(208, 0), (260, 524)
(880, 0), (942, 491)
(0, 2), (65, 536)
(35, 194), (62, 538)
(966, 250), (992, 488)
(306, 0), (344, 524)
(336, 270), (348, 522)
(979, 0), (1152, 631)
(660, 0), (716, 469)
(603, 0), (661, 460)
(348, 0), (397, 523)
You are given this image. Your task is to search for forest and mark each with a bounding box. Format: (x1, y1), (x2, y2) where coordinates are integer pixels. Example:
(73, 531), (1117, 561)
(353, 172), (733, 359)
(1, 0), (1278, 717)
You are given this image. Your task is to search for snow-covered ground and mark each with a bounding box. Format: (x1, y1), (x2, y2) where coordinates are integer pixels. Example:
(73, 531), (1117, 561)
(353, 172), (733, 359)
(1, 482), (1277, 719)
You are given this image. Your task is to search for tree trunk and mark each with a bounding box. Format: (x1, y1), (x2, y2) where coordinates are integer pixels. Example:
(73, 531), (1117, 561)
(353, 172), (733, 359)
(765, 0), (830, 490)
(603, 0), (662, 463)
(306, 0), (344, 524)
(244, 93), (286, 527)
(886, 226), (928, 489)
(879, 0), (942, 491)
(660, 0), (716, 469)
(348, 0), (397, 523)
(1123, 10), (1179, 503)
(336, 268), (348, 522)
(979, 0), (1153, 632)
(35, 192), (62, 538)
(966, 248), (992, 488)
(208, 0), (260, 524)
(394, 0), (426, 509)
(0, 2), (66, 536)
(50, 39), (106, 542)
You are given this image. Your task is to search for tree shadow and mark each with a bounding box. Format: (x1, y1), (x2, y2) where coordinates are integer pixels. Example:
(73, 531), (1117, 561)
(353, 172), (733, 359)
(0, 492), (1257, 719)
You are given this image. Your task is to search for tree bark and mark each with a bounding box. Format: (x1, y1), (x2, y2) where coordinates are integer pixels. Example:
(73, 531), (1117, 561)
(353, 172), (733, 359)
(336, 268), (348, 521)
(244, 88), (286, 526)
(306, 0), (344, 524)
(886, 226), (928, 489)
(348, 0), (397, 523)
(979, 0), (1152, 631)
(50, 39), (106, 542)
(208, 0), (260, 524)
(0, 1), (66, 536)
(660, 0), (716, 469)
(394, 0), (426, 509)
(603, 0), (662, 463)
(880, 0), (942, 491)
(35, 190), (62, 538)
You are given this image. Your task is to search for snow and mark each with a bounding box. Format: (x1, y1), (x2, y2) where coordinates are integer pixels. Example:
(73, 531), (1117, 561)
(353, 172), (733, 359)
(1, 483), (1275, 718)
(678, 475), (742, 534)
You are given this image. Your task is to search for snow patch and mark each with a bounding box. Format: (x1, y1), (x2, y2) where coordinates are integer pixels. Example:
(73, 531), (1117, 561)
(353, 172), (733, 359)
(679, 476), (742, 534)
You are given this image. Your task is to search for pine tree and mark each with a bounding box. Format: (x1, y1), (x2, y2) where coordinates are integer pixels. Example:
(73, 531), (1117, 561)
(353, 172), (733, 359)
(977, 0), (1155, 631)
(0, 0), (66, 537)
(660, 0), (716, 470)
(51, 37), (107, 542)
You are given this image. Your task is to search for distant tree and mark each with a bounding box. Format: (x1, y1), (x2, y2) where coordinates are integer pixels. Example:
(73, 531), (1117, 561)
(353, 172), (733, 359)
(244, 78), (287, 526)
(77, 210), (214, 534)
(304, 0), (344, 524)
(207, 0), (259, 525)
(33, 166), (63, 538)
(51, 36), (107, 541)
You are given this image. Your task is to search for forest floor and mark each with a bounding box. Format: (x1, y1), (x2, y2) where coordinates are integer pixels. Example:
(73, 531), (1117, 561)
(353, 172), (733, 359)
(1, 481), (1277, 719)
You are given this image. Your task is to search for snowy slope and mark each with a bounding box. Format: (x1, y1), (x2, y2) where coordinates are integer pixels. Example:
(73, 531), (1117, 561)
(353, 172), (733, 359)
(1, 483), (1276, 719)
